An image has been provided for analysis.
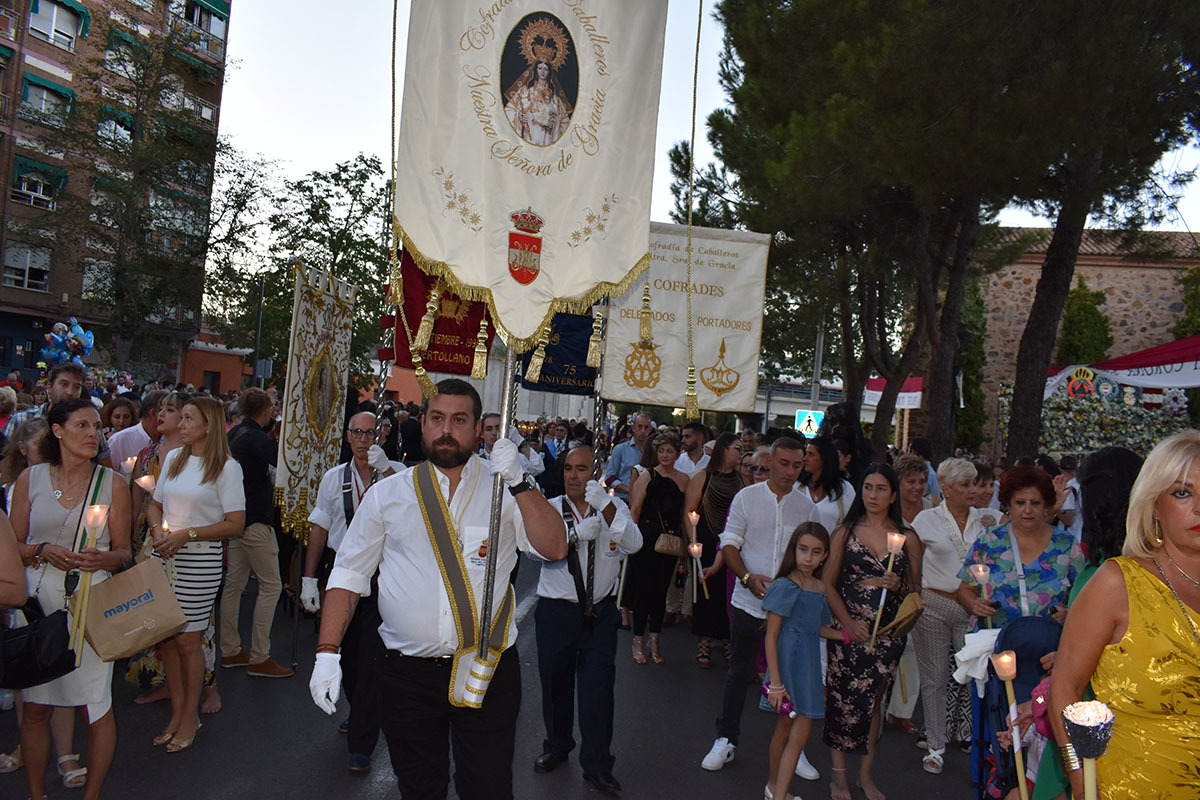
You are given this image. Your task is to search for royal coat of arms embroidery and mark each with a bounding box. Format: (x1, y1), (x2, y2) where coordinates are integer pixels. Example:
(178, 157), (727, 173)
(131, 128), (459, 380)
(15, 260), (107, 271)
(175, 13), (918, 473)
(508, 208), (544, 286)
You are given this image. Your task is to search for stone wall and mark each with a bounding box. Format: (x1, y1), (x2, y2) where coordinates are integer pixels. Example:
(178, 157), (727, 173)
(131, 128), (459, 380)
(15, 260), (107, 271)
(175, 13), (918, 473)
(978, 229), (1198, 459)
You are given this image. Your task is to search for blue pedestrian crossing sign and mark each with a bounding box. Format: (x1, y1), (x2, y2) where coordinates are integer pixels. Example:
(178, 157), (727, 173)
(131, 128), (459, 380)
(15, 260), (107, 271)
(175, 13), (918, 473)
(795, 410), (824, 437)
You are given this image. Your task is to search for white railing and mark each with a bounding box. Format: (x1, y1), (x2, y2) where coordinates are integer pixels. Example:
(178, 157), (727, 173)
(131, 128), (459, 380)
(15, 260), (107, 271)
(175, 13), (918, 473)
(170, 14), (224, 60)
(10, 187), (55, 210)
(16, 103), (65, 128)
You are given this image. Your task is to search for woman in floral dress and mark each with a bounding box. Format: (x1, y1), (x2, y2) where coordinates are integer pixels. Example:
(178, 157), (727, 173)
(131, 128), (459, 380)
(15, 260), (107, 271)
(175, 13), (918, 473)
(824, 463), (922, 800)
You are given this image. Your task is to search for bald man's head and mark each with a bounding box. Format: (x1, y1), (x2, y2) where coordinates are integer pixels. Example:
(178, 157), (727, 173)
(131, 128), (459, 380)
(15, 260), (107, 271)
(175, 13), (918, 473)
(347, 411), (377, 461)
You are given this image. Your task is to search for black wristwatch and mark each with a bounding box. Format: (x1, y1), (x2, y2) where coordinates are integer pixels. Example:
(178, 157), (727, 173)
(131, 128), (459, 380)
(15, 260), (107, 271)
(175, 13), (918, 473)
(507, 476), (536, 496)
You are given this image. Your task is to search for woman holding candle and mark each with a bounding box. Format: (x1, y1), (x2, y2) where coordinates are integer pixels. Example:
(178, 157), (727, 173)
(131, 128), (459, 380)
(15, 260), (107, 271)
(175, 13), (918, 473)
(146, 397), (244, 753)
(627, 432), (688, 665)
(1050, 432), (1200, 800)
(824, 463), (922, 800)
(125, 392), (220, 713)
(8, 397), (130, 800)
(683, 432), (744, 667)
(954, 465), (1082, 634)
(911, 457), (990, 774)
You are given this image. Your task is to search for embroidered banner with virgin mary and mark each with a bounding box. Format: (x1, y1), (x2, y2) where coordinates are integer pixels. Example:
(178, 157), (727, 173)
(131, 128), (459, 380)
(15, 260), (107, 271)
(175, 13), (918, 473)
(275, 262), (357, 541)
(394, 0), (669, 348)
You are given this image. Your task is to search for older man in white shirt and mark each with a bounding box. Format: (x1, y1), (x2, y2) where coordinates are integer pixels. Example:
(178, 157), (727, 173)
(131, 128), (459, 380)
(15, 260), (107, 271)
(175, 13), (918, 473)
(107, 390), (166, 473)
(310, 380), (567, 800)
(530, 443), (641, 795)
(701, 436), (820, 775)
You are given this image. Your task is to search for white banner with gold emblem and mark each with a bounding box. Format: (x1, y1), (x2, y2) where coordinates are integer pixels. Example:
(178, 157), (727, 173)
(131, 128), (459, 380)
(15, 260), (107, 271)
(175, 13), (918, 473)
(393, 0), (669, 349)
(275, 263), (357, 540)
(600, 222), (770, 412)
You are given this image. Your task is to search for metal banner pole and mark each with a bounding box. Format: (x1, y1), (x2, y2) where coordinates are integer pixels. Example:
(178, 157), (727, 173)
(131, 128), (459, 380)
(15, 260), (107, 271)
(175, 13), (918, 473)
(478, 340), (520, 659)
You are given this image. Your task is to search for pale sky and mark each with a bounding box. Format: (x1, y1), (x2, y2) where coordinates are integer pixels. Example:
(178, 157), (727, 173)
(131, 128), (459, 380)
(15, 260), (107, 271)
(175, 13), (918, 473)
(218, 1), (1200, 236)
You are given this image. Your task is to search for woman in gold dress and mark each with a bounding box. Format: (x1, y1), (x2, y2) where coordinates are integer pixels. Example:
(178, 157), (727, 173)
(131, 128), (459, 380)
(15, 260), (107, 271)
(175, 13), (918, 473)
(1050, 431), (1200, 798)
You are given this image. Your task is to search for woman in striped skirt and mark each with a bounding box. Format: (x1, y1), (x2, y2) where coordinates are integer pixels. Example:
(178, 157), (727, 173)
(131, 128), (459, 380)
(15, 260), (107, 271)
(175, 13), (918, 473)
(148, 397), (244, 753)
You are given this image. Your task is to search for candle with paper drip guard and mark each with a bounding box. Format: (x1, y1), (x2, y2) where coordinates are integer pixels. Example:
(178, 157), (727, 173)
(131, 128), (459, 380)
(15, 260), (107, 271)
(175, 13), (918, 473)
(687, 512), (709, 601)
(71, 504), (110, 667)
(991, 650), (1030, 800)
(134, 474), (156, 494)
(123, 456), (138, 476)
(868, 532), (906, 652)
(968, 563), (993, 629)
(1062, 701), (1114, 800)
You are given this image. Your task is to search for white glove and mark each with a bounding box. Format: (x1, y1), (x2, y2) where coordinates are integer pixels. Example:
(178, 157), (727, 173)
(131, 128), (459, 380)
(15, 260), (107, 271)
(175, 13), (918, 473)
(367, 445), (391, 473)
(309, 652), (342, 715)
(585, 480), (612, 514)
(489, 438), (524, 487)
(575, 516), (601, 542)
(300, 577), (320, 613)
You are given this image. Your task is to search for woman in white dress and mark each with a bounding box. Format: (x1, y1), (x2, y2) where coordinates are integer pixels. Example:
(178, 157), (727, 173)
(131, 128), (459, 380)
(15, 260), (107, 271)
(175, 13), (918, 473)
(147, 397), (244, 753)
(9, 398), (130, 800)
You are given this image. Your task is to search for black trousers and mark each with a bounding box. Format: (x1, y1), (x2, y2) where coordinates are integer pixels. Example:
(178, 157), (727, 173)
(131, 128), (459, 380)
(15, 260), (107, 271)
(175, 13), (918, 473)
(625, 547), (677, 636)
(716, 606), (766, 745)
(378, 646), (522, 800)
(534, 597), (619, 774)
(340, 590), (383, 756)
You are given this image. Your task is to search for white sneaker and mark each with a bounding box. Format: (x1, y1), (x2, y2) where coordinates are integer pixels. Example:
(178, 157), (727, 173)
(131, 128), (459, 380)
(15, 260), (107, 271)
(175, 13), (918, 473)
(794, 749), (820, 780)
(701, 737), (735, 770)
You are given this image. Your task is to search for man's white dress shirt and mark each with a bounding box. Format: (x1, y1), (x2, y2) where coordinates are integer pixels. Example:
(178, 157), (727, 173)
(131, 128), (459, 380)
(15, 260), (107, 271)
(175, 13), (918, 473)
(532, 494), (642, 601)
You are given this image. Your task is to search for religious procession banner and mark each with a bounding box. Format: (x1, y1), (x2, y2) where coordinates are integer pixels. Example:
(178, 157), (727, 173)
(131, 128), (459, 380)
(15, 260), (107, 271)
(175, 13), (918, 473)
(600, 222), (771, 412)
(517, 312), (596, 394)
(392, 248), (495, 375)
(394, 0), (670, 349)
(275, 263), (357, 540)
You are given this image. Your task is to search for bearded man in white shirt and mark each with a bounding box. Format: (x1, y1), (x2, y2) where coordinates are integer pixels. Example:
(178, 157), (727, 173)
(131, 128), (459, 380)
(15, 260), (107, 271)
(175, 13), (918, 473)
(309, 379), (567, 800)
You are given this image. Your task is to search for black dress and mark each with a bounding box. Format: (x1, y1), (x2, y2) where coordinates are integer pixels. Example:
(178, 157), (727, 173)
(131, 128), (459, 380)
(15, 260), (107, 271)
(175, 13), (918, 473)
(625, 469), (684, 637)
(691, 471), (743, 640)
(823, 531), (912, 753)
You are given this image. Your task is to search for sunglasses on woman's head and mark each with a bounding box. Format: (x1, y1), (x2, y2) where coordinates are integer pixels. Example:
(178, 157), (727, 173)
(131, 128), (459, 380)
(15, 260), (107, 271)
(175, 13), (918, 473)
(750, 465), (770, 473)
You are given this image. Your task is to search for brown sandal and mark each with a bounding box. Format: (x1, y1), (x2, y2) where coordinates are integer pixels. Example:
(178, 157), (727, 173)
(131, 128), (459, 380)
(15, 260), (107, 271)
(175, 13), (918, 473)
(696, 637), (712, 668)
(648, 633), (664, 664)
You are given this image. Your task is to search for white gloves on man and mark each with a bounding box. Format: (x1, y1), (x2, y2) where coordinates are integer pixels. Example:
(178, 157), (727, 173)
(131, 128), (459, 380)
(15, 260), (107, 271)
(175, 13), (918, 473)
(585, 480), (612, 514)
(367, 445), (391, 473)
(310, 652), (342, 715)
(575, 516), (601, 542)
(300, 577), (320, 613)
(489, 439), (524, 487)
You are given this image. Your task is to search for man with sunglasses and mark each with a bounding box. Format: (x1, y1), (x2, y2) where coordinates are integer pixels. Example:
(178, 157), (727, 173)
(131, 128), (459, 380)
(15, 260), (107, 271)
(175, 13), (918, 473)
(299, 412), (403, 773)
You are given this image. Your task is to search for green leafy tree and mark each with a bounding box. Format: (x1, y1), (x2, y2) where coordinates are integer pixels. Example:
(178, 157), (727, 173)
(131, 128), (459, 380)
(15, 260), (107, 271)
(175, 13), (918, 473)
(954, 280), (988, 453)
(206, 154), (390, 385)
(1055, 276), (1114, 366)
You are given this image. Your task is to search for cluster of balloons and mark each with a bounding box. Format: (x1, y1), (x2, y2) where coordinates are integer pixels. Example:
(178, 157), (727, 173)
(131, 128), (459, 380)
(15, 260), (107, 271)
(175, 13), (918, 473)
(40, 317), (94, 367)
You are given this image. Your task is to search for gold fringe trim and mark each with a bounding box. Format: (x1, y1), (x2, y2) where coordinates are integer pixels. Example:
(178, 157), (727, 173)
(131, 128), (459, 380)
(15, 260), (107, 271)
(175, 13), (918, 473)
(639, 283), (653, 343)
(524, 329), (550, 383)
(395, 219), (651, 354)
(684, 366), (700, 421)
(471, 317), (489, 380)
(586, 307), (604, 368)
(414, 282), (441, 352)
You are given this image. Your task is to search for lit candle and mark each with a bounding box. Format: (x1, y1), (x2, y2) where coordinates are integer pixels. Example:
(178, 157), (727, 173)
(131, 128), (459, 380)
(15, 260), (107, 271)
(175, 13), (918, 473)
(968, 563), (991, 587)
(135, 474), (156, 493)
(688, 541), (703, 559)
(123, 456), (138, 474)
(886, 532), (907, 554)
(83, 504), (109, 534)
(991, 650), (1017, 681)
(688, 510), (700, 531)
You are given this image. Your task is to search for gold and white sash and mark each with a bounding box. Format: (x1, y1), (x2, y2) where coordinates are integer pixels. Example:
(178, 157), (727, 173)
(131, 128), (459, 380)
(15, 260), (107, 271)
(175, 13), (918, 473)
(413, 461), (513, 708)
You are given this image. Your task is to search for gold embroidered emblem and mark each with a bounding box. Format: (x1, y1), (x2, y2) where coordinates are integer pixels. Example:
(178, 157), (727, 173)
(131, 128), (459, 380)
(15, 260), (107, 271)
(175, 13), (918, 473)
(624, 342), (662, 389)
(700, 339), (740, 397)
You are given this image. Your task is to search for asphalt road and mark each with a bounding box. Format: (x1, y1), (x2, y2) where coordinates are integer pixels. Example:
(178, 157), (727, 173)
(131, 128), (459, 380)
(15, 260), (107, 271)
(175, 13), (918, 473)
(1, 560), (974, 799)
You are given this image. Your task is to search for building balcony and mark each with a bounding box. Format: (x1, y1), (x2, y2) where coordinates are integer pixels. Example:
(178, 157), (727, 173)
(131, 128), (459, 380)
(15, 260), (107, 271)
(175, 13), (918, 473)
(169, 14), (225, 61)
(0, 8), (17, 42)
(16, 103), (65, 129)
(0, 93), (10, 120)
(10, 187), (55, 210)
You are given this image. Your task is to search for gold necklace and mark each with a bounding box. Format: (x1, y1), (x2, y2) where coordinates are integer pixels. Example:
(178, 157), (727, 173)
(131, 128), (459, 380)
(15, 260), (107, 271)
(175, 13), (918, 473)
(51, 465), (87, 502)
(1167, 553), (1200, 588)
(1152, 558), (1200, 647)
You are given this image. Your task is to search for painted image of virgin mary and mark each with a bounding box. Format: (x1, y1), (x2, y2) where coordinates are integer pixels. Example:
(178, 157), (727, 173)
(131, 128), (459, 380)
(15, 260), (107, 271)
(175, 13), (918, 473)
(503, 17), (574, 147)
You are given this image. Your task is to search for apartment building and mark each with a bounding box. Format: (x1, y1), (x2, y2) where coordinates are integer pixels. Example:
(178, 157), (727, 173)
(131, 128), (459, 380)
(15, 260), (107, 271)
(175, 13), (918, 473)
(0, 0), (229, 384)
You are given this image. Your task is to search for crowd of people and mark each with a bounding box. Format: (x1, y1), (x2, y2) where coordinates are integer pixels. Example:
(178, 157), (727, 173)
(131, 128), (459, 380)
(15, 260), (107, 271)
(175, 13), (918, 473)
(1, 369), (1197, 800)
